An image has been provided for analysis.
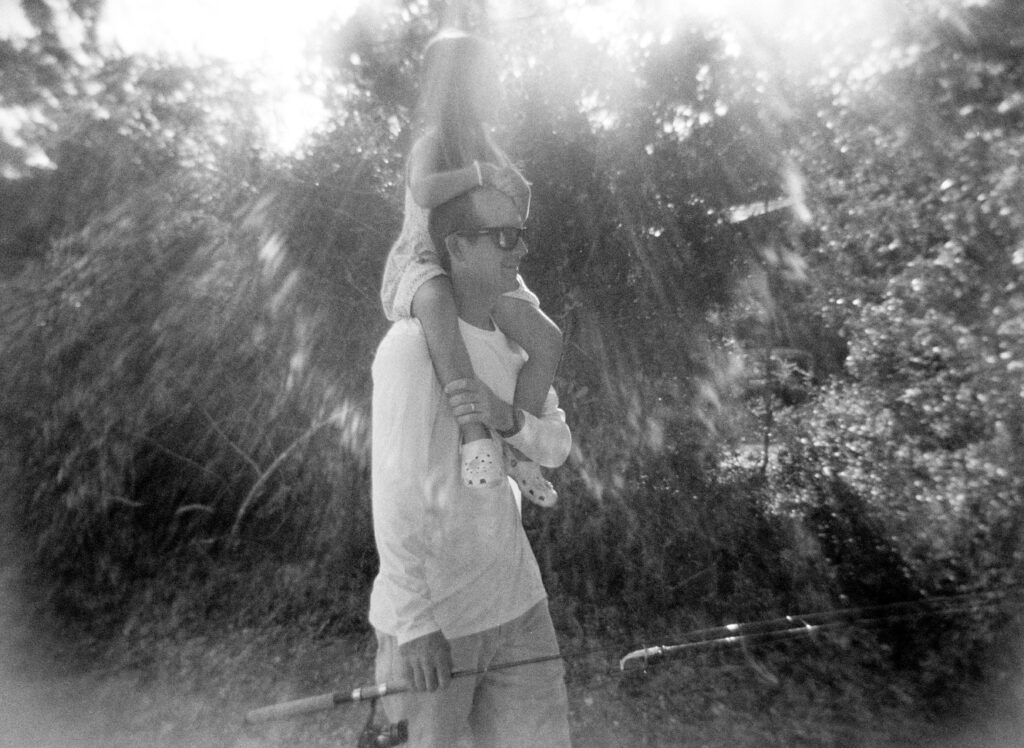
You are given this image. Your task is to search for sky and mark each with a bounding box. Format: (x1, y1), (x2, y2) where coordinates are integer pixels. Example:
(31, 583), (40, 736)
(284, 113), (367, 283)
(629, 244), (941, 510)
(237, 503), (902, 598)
(0, 0), (361, 152)
(96, 0), (359, 151)
(0, 0), (904, 153)
(97, 0), (351, 66)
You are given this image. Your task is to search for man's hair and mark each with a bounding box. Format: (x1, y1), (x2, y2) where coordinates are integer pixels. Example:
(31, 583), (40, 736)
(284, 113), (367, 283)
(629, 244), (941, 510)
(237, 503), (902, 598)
(428, 188), (483, 273)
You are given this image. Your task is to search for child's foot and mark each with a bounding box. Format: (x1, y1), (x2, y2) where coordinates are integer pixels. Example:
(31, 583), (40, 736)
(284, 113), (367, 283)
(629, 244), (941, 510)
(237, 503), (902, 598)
(461, 437), (504, 489)
(506, 450), (557, 507)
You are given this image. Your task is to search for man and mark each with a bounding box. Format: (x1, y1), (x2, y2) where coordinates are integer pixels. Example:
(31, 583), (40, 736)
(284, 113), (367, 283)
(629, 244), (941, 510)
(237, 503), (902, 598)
(369, 185), (572, 747)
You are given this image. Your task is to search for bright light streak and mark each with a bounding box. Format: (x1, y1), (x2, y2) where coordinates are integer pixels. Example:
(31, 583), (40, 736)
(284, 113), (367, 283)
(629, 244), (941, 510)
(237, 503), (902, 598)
(564, 0), (893, 63)
(97, 0), (360, 152)
(0, 0), (35, 38)
(565, 0), (643, 46)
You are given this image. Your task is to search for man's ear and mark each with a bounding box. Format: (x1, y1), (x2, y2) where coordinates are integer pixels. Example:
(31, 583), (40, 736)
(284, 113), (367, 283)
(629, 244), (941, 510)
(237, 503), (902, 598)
(444, 234), (464, 263)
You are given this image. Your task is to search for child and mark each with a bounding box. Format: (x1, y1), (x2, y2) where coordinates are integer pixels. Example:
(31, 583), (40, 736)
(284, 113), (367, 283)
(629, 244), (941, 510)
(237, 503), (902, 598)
(380, 29), (562, 506)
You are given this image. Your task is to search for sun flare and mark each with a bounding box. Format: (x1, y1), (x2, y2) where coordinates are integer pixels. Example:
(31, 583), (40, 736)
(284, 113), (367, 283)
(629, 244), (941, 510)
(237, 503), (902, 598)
(61, 0), (902, 153)
(97, 0), (360, 152)
(562, 0), (893, 58)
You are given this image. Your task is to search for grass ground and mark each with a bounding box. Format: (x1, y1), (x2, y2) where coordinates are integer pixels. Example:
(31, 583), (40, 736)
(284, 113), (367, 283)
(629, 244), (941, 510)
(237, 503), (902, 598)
(4, 542), (1022, 748)
(1, 453), (1019, 748)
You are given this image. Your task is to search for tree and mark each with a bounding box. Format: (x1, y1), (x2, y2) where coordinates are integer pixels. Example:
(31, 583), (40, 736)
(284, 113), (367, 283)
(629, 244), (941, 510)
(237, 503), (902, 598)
(779, 0), (1024, 608)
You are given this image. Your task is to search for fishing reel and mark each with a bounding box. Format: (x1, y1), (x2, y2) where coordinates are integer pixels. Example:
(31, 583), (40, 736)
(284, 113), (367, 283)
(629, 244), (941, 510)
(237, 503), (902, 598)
(357, 697), (408, 748)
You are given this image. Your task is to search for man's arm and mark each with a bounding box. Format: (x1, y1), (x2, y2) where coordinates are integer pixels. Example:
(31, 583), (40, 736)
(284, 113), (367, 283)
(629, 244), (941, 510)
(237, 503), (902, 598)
(371, 325), (443, 646)
(372, 327), (455, 691)
(444, 377), (571, 468)
(502, 387), (571, 468)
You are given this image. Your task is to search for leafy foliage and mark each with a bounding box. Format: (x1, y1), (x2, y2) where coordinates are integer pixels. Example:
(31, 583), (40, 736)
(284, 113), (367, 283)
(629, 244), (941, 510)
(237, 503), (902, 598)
(0, 51), (386, 618)
(0, 0), (1021, 716)
(766, 0), (1024, 686)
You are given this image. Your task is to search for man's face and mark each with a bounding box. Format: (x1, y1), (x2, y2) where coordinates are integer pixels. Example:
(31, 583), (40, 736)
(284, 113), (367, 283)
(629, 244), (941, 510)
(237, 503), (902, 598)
(448, 188), (528, 296)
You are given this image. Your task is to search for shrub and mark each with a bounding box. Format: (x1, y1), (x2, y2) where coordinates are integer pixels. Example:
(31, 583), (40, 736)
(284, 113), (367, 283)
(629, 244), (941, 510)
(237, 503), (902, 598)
(0, 173), (385, 624)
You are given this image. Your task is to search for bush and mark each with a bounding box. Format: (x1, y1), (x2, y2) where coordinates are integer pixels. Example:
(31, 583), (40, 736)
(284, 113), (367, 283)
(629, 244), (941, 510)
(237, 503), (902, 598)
(0, 173), (385, 625)
(534, 447), (835, 638)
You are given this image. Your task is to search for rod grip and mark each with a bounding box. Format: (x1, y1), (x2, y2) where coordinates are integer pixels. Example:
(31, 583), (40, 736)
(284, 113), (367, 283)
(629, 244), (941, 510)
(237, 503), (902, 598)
(244, 692), (339, 724)
(244, 683), (404, 724)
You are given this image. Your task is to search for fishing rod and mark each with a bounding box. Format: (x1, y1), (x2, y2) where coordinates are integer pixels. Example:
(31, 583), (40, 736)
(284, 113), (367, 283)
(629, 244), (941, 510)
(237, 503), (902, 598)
(244, 585), (1018, 726)
(243, 651), (568, 724)
(618, 586), (1019, 669)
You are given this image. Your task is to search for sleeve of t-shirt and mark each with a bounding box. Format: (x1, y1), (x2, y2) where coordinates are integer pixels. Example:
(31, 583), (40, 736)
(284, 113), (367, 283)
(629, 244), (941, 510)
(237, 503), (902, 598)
(370, 323), (441, 645)
(503, 386), (571, 468)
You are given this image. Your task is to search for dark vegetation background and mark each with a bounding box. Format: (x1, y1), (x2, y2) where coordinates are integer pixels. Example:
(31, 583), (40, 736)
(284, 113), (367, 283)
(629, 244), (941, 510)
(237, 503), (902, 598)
(2, 0), (1024, 743)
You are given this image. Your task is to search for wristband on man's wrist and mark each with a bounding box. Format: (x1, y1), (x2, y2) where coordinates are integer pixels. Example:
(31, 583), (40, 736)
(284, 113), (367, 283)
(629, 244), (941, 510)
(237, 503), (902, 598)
(497, 407), (523, 438)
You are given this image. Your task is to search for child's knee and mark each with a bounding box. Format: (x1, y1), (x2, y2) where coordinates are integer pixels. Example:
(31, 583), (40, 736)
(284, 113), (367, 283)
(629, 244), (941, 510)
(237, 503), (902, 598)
(412, 276), (457, 319)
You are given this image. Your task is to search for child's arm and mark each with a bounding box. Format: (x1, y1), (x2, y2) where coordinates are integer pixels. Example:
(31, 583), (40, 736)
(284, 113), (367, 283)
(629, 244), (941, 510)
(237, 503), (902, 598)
(492, 297), (564, 418)
(407, 133), (501, 209)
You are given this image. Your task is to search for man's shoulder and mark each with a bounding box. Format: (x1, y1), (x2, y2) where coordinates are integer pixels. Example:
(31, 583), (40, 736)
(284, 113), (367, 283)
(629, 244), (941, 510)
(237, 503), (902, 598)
(374, 320), (431, 372)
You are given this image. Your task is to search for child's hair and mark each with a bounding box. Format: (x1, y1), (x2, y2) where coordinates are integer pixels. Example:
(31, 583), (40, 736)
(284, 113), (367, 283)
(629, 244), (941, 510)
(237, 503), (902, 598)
(428, 188), (483, 272)
(417, 29), (501, 173)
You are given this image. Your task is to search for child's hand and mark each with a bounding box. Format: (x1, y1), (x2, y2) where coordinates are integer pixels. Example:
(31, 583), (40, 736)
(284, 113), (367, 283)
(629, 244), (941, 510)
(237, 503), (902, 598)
(490, 166), (531, 220)
(478, 160), (502, 186)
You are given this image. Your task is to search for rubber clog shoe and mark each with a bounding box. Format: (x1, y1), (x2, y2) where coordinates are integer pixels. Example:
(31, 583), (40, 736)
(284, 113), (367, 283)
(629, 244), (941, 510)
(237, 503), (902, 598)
(461, 437), (505, 489)
(506, 453), (557, 507)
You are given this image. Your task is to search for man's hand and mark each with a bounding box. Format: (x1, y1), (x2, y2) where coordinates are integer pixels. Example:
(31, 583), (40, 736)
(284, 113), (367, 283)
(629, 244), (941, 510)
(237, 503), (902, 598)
(444, 378), (513, 432)
(399, 631), (453, 692)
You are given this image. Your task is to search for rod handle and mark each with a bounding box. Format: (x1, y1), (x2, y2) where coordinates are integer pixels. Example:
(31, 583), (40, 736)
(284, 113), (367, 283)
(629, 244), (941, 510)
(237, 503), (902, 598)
(244, 692), (339, 724)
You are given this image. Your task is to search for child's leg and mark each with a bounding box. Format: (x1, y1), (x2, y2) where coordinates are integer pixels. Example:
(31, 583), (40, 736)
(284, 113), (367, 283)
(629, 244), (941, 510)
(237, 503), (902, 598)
(412, 277), (488, 446)
(412, 277), (504, 489)
(492, 297), (563, 419)
(493, 297), (564, 507)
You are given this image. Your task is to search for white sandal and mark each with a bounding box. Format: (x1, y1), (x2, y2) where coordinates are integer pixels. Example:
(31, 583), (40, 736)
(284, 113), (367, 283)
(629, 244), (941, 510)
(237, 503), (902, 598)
(506, 451), (557, 507)
(461, 437), (505, 489)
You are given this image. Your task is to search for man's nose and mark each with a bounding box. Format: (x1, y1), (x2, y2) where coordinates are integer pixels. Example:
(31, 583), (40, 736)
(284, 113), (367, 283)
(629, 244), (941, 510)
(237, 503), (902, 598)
(513, 238), (528, 259)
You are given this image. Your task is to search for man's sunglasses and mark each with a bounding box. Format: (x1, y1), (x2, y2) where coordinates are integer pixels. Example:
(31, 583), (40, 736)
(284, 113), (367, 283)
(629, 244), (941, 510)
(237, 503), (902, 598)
(449, 226), (529, 251)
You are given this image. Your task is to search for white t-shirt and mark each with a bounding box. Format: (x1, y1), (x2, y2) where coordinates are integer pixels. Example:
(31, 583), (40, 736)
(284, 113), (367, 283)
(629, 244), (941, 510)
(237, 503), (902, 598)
(369, 318), (571, 645)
